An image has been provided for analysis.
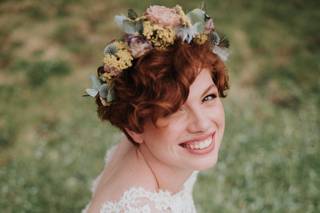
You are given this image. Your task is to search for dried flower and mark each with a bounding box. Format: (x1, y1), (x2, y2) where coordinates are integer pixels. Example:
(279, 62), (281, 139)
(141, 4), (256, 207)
(175, 5), (191, 27)
(143, 21), (175, 49)
(101, 65), (121, 82)
(127, 35), (153, 58)
(103, 41), (133, 70)
(194, 33), (208, 45)
(145, 5), (182, 28)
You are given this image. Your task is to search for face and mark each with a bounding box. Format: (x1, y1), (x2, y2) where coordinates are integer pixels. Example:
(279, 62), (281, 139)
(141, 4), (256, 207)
(137, 68), (225, 171)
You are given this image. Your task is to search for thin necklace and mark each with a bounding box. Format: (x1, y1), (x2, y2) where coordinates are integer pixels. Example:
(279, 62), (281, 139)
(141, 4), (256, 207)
(137, 147), (161, 192)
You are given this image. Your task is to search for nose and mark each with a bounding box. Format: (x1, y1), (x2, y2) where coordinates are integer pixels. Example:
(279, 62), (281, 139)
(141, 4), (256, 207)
(187, 108), (211, 133)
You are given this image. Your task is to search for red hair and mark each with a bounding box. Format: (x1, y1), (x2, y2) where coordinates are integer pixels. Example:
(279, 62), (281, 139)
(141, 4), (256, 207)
(96, 39), (229, 144)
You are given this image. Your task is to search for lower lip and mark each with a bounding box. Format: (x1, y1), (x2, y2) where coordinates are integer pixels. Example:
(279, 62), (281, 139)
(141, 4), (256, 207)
(180, 132), (216, 155)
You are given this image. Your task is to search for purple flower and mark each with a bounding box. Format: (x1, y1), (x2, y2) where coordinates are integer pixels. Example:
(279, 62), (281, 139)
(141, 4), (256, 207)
(126, 35), (153, 58)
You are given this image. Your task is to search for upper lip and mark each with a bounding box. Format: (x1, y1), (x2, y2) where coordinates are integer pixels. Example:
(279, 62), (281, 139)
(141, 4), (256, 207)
(179, 131), (215, 144)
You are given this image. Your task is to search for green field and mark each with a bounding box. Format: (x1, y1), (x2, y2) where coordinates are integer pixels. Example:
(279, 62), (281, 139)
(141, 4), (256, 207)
(0, 0), (319, 212)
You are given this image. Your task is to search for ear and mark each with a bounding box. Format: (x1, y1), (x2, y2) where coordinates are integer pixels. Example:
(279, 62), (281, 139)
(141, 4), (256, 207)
(124, 128), (144, 144)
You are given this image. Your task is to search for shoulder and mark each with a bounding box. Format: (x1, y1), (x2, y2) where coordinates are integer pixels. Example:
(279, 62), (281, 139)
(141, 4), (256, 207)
(86, 142), (158, 212)
(86, 184), (160, 213)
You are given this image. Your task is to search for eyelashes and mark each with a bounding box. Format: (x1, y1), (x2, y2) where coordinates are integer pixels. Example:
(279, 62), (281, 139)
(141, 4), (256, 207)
(177, 93), (217, 112)
(202, 93), (217, 102)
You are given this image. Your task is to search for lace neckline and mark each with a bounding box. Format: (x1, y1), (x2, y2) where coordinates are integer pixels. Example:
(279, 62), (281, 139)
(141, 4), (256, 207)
(102, 185), (188, 208)
(103, 173), (192, 205)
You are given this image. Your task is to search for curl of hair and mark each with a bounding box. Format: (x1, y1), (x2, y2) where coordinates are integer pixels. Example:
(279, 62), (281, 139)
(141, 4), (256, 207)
(96, 40), (229, 144)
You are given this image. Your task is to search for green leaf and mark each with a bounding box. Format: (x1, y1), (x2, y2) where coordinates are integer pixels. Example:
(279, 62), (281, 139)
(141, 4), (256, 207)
(194, 22), (205, 33)
(98, 84), (109, 98)
(85, 88), (98, 97)
(104, 43), (118, 56)
(210, 31), (221, 45)
(128, 9), (138, 20)
(122, 20), (139, 34)
(187, 8), (206, 25)
(200, 1), (207, 11)
(89, 75), (101, 90)
(107, 84), (115, 102)
(135, 20), (143, 34)
(114, 15), (127, 28)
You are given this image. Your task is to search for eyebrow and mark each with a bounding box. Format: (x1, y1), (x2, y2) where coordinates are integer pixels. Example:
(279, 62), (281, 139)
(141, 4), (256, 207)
(201, 84), (215, 97)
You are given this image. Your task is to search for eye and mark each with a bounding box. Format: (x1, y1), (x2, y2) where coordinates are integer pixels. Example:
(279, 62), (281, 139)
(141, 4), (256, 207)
(202, 93), (217, 102)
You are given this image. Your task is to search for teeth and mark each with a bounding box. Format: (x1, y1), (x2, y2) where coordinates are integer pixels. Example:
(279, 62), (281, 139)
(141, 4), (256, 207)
(184, 137), (212, 150)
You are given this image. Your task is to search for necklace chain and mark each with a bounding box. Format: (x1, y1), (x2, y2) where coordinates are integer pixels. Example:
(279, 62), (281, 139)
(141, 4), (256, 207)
(137, 147), (160, 192)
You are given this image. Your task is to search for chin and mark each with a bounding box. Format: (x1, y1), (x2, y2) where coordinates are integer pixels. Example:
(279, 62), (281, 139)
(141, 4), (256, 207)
(187, 153), (220, 171)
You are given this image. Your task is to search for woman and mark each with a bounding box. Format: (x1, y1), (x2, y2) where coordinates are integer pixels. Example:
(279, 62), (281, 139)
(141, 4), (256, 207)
(83, 4), (229, 212)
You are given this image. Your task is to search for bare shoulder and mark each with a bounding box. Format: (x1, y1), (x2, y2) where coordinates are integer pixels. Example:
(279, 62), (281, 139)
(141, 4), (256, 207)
(86, 139), (157, 212)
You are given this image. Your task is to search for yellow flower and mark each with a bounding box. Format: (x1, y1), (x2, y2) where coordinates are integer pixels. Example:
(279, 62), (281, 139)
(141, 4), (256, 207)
(100, 65), (121, 82)
(143, 21), (175, 49)
(175, 5), (191, 27)
(194, 33), (208, 45)
(103, 41), (133, 70)
(114, 41), (127, 51)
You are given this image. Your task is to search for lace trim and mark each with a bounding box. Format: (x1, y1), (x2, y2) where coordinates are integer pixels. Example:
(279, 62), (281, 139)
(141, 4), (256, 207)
(100, 186), (196, 212)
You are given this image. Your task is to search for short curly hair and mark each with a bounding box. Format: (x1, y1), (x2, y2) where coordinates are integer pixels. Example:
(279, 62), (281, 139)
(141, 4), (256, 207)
(95, 39), (229, 144)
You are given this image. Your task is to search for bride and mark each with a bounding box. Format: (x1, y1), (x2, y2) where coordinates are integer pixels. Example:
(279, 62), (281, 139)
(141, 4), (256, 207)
(82, 4), (229, 212)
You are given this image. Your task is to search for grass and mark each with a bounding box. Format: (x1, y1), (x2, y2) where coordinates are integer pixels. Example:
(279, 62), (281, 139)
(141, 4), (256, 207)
(0, 0), (319, 212)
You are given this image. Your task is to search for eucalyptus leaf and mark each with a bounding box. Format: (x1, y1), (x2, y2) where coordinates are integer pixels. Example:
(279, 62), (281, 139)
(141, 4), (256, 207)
(85, 88), (98, 97)
(98, 84), (109, 98)
(135, 21), (143, 34)
(128, 8), (138, 20)
(106, 84), (115, 102)
(114, 15), (127, 28)
(89, 75), (101, 90)
(176, 26), (197, 43)
(212, 46), (229, 62)
(107, 86), (115, 102)
(122, 20), (139, 34)
(187, 8), (206, 25)
(200, 1), (207, 11)
(104, 43), (118, 56)
(194, 22), (205, 33)
(211, 31), (221, 45)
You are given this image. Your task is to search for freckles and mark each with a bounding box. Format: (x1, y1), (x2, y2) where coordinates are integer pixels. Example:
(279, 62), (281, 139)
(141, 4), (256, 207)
(208, 107), (224, 126)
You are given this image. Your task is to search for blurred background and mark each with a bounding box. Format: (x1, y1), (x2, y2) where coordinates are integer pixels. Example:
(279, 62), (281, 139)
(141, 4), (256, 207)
(0, 0), (319, 212)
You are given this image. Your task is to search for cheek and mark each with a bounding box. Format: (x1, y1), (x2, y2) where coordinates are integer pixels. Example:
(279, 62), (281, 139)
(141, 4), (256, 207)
(209, 101), (225, 126)
(212, 102), (225, 141)
(145, 122), (186, 147)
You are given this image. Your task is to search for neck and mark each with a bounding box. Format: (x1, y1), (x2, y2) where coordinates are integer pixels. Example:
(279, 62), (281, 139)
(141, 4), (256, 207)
(136, 143), (193, 194)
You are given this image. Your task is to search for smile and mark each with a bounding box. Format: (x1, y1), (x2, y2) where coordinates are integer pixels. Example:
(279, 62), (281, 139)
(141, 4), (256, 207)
(181, 137), (212, 150)
(179, 132), (216, 154)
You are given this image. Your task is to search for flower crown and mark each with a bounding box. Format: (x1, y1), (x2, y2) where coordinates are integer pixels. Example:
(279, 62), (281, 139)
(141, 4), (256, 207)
(84, 4), (230, 106)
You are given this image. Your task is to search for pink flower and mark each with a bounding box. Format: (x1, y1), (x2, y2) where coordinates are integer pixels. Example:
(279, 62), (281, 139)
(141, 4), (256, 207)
(127, 35), (153, 58)
(205, 18), (215, 33)
(145, 5), (181, 28)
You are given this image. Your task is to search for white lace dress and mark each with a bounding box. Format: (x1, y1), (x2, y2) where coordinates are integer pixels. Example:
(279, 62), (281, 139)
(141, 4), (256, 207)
(82, 144), (199, 213)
